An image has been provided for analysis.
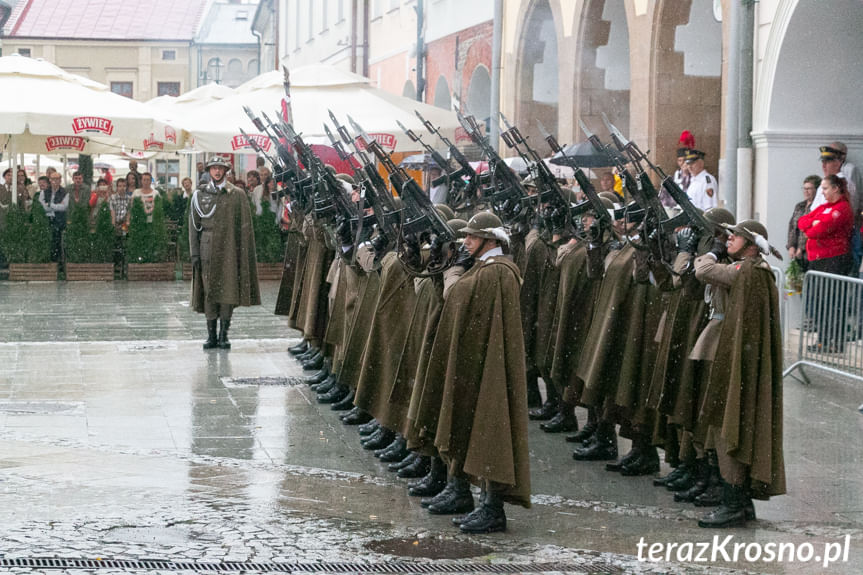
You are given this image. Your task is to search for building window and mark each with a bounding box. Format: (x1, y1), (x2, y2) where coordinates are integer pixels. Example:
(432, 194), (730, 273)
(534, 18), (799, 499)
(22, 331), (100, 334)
(155, 159), (180, 188)
(162, 50), (176, 61)
(110, 81), (133, 98)
(206, 57), (223, 83)
(235, 9), (249, 21)
(18, 48), (31, 57)
(388, 0), (399, 12)
(337, 0), (345, 22)
(372, 0), (382, 19)
(157, 82), (180, 97)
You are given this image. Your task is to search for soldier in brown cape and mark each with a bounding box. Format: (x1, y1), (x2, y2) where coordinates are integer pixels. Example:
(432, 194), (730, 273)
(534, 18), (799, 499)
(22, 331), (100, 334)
(421, 211), (530, 534)
(189, 156), (261, 350)
(695, 220), (785, 528)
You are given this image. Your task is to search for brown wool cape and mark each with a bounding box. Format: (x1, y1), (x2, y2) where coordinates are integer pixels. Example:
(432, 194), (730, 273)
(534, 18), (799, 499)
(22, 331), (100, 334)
(191, 185), (261, 312)
(429, 257), (531, 508)
(354, 253), (418, 428)
(520, 230), (559, 380)
(338, 268), (381, 390)
(274, 221), (306, 316)
(700, 257), (785, 498)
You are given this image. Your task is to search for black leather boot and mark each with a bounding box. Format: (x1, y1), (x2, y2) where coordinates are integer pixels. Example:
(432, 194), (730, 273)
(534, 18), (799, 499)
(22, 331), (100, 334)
(573, 422), (617, 461)
(427, 477), (474, 515)
(653, 464), (688, 487)
(203, 320), (219, 350)
(330, 389), (355, 411)
(377, 436), (409, 462)
(397, 454), (431, 478)
(358, 420), (380, 436)
(540, 405), (578, 433)
(288, 340), (309, 355)
(388, 451), (419, 472)
(453, 491), (487, 526)
(317, 383), (349, 404)
(302, 351), (324, 371)
(362, 428), (395, 450)
(606, 444), (641, 472)
(697, 482), (748, 528)
(409, 457), (447, 497)
(305, 362), (330, 384)
(218, 320), (231, 349)
(459, 491), (505, 534)
(621, 445), (660, 476)
(296, 346), (318, 361)
(528, 399), (558, 421)
(693, 453), (722, 507)
(675, 457), (710, 501)
(666, 466), (697, 492)
(341, 407), (373, 425)
(566, 408), (597, 443)
(310, 374), (336, 393)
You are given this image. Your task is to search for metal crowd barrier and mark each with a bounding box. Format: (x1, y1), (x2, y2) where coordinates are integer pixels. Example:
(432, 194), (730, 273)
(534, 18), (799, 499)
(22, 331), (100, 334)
(783, 270), (863, 384)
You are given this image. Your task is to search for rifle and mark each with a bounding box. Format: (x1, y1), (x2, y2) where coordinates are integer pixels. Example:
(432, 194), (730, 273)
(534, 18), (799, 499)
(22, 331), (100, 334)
(349, 115), (457, 277)
(536, 120), (611, 232)
(498, 113), (590, 238)
(328, 111), (402, 258)
(601, 117), (714, 238)
(456, 111), (533, 235)
(414, 110), (480, 209)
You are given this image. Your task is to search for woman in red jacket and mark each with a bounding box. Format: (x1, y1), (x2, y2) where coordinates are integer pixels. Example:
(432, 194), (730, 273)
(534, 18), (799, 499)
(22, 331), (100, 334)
(797, 174), (854, 352)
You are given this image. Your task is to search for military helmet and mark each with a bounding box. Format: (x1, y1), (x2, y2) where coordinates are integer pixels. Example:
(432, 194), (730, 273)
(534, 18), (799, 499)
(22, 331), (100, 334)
(205, 155), (231, 169)
(722, 219), (768, 244)
(462, 211), (508, 242)
(434, 204), (455, 221)
(704, 207), (735, 227)
(447, 218), (469, 238)
(599, 191), (621, 206)
(598, 197), (615, 211)
(335, 173), (356, 186)
(563, 188), (579, 204)
(522, 175), (537, 188)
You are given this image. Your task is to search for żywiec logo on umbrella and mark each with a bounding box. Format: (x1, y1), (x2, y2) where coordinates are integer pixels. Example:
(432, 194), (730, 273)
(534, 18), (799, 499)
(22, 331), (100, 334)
(354, 133), (397, 152)
(45, 136), (86, 152)
(231, 134), (272, 152)
(164, 126), (177, 144)
(143, 135), (165, 150)
(72, 116), (114, 135)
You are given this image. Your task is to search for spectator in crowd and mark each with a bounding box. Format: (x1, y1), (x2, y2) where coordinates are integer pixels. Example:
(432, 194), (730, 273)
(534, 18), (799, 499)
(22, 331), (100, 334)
(41, 172), (69, 262)
(197, 161), (210, 185)
(109, 179), (130, 231)
(35, 175), (49, 202)
(45, 166), (58, 180)
(256, 156), (266, 171)
(17, 168), (36, 206)
(797, 174), (854, 353)
(787, 175), (821, 268)
(428, 166), (448, 205)
(127, 159), (140, 180)
(181, 177), (194, 199)
(598, 171), (622, 201)
(68, 170), (91, 209)
(248, 170), (264, 214)
(93, 178), (111, 206)
(132, 172), (159, 222)
(684, 149), (717, 210)
(1, 168), (29, 209)
(125, 172), (139, 198)
(101, 167), (113, 186)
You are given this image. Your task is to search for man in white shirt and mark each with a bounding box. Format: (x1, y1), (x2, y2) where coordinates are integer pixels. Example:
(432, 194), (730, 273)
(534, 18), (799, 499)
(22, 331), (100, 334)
(684, 149), (717, 211)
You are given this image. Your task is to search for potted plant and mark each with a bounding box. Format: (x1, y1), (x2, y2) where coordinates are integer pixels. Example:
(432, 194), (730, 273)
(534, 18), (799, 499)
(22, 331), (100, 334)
(2, 201), (57, 281)
(64, 201), (115, 280)
(125, 195), (175, 280)
(254, 199), (284, 280)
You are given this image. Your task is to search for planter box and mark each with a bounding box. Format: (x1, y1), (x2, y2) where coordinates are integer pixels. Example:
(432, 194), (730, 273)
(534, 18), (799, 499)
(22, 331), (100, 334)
(257, 262), (283, 281)
(8, 263), (58, 281)
(181, 262), (193, 281)
(65, 262), (114, 281)
(127, 262), (176, 281)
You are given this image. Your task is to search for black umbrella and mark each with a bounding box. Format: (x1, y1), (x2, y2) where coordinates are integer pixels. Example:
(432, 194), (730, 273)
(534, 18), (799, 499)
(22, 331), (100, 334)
(549, 140), (625, 169)
(399, 153), (439, 170)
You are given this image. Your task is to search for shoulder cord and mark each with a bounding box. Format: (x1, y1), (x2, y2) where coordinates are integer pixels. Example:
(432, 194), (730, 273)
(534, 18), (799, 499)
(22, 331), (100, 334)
(191, 191), (217, 232)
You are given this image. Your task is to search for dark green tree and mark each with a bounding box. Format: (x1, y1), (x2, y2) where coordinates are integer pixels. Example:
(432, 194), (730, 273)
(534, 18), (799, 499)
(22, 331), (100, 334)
(0, 205), (29, 264)
(78, 154), (94, 187)
(63, 201), (91, 263)
(178, 199), (191, 262)
(26, 200), (52, 264)
(150, 195), (169, 263)
(125, 197), (152, 264)
(255, 200), (284, 262)
(92, 201), (115, 263)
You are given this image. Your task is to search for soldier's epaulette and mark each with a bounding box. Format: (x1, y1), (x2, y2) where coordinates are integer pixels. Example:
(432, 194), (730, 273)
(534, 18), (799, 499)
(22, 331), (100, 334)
(705, 175), (713, 184)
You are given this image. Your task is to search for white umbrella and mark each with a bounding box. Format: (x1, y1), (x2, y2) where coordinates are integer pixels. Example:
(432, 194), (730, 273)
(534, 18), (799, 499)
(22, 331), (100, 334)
(181, 64), (461, 154)
(145, 82), (235, 122)
(0, 55), (181, 157)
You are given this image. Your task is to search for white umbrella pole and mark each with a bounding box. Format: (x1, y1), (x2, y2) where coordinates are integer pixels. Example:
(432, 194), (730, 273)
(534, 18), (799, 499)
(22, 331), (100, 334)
(36, 155), (41, 181)
(63, 154), (68, 186)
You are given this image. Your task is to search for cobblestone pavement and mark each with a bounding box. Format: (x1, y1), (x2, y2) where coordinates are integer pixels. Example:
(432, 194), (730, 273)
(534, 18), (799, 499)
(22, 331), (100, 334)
(0, 281), (861, 574)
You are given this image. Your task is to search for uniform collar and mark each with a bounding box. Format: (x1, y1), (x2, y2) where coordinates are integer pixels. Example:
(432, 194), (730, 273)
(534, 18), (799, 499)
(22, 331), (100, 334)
(479, 246), (504, 261)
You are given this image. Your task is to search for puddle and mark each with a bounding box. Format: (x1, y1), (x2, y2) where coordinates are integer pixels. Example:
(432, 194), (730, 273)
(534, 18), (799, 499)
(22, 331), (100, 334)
(103, 525), (190, 546)
(0, 401), (84, 415)
(365, 537), (493, 559)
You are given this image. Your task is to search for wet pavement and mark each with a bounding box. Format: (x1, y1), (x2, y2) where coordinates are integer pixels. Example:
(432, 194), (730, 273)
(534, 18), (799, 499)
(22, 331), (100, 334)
(0, 281), (862, 574)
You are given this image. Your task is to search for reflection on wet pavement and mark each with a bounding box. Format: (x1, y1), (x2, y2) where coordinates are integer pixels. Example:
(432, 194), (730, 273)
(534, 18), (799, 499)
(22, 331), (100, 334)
(0, 282), (861, 574)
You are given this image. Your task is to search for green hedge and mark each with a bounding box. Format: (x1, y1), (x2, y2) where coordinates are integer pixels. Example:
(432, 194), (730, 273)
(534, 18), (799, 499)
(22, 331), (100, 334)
(254, 199), (284, 263)
(126, 195), (170, 264)
(0, 199), (51, 264)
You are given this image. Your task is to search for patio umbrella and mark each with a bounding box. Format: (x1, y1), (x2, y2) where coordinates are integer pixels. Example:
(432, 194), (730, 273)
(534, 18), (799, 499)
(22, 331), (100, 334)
(549, 140), (625, 169)
(181, 64), (461, 154)
(145, 82), (236, 123)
